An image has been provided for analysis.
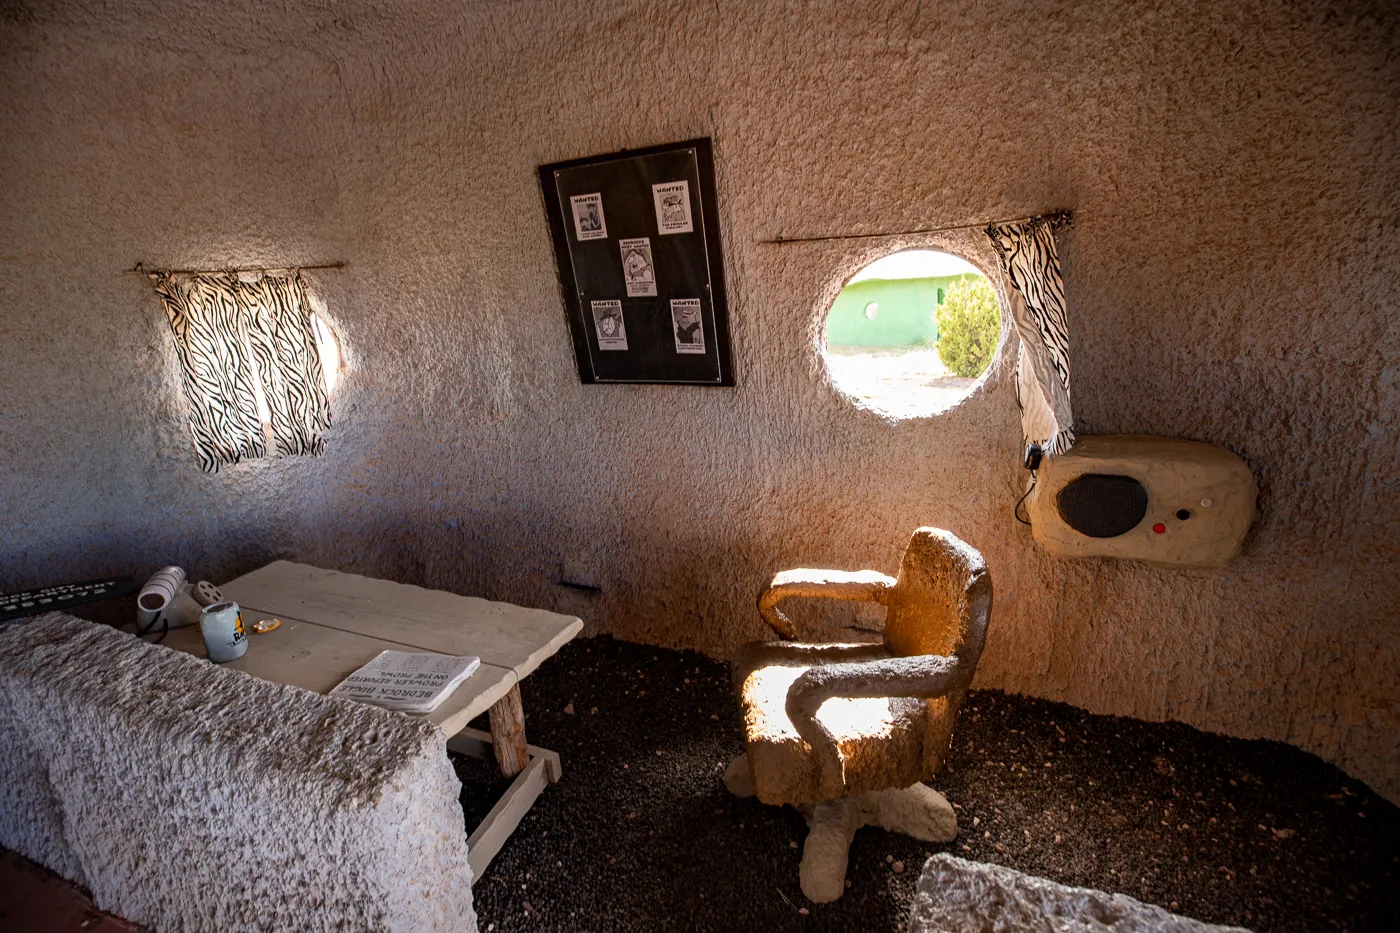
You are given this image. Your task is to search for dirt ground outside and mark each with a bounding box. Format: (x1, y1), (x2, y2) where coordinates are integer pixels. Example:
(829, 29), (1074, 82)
(824, 346), (980, 418)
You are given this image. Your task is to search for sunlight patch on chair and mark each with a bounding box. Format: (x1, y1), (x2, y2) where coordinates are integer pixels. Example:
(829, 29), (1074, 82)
(745, 664), (898, 743)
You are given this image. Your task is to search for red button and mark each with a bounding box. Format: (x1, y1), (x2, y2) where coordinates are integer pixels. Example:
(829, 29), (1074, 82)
(1152, 523), (1166, 534)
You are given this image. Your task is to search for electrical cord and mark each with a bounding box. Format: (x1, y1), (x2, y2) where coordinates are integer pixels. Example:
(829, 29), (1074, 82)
(1014, 472), (1037, 525)
(134, 614), (170, 644)
(1012, 373), (1044, 525)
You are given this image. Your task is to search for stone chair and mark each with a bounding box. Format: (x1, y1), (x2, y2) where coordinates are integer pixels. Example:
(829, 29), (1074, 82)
(724, 527), (991, 903)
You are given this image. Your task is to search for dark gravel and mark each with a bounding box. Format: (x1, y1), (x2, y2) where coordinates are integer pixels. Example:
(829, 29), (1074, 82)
(451, 636), (1399, 933)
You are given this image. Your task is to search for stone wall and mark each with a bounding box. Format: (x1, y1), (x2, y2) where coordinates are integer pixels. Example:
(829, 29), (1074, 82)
(1, 0), (1396, 800)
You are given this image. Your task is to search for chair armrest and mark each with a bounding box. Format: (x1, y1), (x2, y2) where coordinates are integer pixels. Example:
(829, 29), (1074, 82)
(783, 653), (970, 799)
(757, 569), (897, 640)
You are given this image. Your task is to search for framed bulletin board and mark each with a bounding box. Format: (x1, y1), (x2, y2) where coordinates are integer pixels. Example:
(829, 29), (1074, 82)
(540, 138), (734, 386)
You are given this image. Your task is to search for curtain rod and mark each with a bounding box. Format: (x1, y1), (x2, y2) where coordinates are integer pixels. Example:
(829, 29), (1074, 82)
(125, 261), (347, 277)
(758, 210), (1073, 245)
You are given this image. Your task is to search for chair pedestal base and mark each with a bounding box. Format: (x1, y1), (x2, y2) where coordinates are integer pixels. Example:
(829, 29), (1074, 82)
(724, 754), (958, 903)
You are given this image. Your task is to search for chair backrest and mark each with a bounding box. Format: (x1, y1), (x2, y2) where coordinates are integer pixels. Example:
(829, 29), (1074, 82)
(882, 528), (991, 668)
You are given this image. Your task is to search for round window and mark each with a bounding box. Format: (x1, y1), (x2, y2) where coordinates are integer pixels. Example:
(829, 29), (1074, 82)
(822, 249), (1001, 418)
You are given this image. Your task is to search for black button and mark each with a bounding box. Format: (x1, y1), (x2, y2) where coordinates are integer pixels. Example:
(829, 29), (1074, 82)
(1176, 509), (1191, 520)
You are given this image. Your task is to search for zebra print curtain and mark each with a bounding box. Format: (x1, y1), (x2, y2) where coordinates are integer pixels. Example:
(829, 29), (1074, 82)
(235, 275), (331, 458)
(154, 272), (331, 472)
(987, 215), (1075, 457)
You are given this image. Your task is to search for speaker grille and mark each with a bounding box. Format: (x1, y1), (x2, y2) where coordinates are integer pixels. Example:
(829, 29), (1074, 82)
(1055, 473), (1149, 538)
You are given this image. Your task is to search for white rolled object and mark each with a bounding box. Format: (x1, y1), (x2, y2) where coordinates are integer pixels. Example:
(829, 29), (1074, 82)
(162, 582), (223, 630)
(136, 566), (186, 632)
(163, 584), (206, 630)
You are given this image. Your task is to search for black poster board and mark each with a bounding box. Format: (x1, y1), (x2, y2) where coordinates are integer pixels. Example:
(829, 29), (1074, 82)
(540, 138), (733, 386)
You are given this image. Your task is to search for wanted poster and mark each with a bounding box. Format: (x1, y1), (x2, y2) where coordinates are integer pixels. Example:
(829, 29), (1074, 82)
(619, 237), (657, 297)
(591, 300), (628, 350)
(671, 298), (705, 354)
(570, 193), (608, 241)
(652, 180), (694, 234)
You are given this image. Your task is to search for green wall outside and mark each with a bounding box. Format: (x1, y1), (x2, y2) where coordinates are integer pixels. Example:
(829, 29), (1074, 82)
(826, 274), (985, 348)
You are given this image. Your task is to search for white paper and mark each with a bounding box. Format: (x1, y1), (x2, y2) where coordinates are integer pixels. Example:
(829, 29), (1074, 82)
(591, 300), (628, 350)
(619, 237), (657, 297)
(570, 192), (608, 241)
(671, 298), (705, 354)
(330, 650), (480, 714)
(652, 180), (694, 235)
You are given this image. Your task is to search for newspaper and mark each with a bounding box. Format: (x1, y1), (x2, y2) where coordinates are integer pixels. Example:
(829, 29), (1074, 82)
(330, 650), (480, 714)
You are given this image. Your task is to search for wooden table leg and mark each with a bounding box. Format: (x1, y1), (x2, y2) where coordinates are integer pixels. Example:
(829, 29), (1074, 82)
(488, 683), (529, 778)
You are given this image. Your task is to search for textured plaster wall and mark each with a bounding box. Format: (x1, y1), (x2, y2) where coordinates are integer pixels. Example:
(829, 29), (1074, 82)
(1, 1), (1397, 801)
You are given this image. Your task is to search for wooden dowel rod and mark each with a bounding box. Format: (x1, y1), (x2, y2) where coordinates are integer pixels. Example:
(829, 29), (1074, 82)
(758, 210), (1073, 245)
(125, 261), (346, 276)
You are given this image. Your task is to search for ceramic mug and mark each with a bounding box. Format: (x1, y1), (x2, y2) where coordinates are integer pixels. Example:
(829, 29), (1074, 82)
(199, 600), (248, 663)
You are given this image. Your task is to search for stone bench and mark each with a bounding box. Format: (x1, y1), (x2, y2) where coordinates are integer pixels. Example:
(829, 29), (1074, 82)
(0, 613), (476, 932)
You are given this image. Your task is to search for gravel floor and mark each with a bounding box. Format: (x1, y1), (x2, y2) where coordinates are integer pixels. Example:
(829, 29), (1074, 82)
(452, 636), (1399, 933)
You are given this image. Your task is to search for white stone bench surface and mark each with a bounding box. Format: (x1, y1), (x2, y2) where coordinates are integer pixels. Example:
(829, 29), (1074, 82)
(0, 613), (477, 933)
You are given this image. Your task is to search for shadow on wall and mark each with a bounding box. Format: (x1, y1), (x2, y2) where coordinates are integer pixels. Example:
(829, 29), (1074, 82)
(8, 529), (289, 598)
